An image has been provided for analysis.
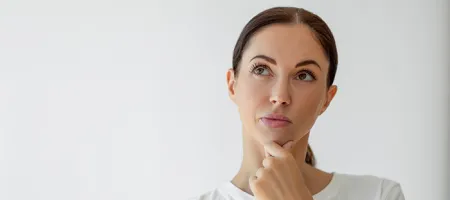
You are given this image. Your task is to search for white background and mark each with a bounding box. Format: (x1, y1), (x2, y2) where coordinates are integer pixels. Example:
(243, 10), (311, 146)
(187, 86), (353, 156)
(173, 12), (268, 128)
(0, 0), (448, 200)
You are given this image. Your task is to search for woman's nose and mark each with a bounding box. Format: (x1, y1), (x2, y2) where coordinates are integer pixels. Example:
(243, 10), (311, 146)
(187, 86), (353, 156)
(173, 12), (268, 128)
(270, 95), (291, 106)
(270, 82), (291, 106)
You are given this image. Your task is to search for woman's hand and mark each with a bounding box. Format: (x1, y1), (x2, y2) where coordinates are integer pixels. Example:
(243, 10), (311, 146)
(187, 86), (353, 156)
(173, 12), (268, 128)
(249, 141), (313, 200)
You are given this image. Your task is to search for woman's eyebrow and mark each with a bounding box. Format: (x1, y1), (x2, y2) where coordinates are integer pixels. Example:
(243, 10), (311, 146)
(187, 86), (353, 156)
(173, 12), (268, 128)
(250, 55), (276, 64)
(250, 54), (321, 71)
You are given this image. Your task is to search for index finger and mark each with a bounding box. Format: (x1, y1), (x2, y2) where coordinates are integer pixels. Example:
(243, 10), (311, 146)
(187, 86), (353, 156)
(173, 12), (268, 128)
(264, 141), (292, 158)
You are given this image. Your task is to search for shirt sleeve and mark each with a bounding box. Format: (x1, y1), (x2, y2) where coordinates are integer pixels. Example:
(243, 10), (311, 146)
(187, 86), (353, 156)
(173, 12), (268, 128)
(380, 179), (405, 200)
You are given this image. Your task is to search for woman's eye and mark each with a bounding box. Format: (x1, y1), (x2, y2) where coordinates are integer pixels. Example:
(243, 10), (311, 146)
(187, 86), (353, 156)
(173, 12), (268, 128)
(253, 66), (270, 76)
(296, 71), (315, 81)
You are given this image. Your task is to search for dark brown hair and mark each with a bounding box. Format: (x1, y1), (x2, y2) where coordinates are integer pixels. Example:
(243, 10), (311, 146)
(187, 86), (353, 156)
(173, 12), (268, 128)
(232, 7), (338, 167)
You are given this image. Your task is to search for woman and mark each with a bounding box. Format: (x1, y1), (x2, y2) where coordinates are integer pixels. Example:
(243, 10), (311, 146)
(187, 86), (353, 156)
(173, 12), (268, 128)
(192, 6), (405, 200)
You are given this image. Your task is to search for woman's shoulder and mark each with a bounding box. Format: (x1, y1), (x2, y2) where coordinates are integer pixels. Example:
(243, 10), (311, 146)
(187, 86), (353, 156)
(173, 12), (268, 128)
(333, 172), (402, 190)
(333, 172), (399, 184)
(323, 172), (404, 200)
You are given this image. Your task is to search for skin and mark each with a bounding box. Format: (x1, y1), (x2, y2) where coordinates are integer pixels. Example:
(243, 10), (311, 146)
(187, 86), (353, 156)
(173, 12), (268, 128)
(226, 23), (338, 199)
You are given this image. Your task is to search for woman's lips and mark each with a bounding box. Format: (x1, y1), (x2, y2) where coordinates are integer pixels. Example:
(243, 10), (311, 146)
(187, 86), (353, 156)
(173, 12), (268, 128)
(260, 113), (292, 128)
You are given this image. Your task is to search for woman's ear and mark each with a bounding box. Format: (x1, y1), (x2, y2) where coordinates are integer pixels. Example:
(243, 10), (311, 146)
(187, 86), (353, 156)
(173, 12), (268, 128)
(226, 68), (237, 103)
(319, 85), (338, 115)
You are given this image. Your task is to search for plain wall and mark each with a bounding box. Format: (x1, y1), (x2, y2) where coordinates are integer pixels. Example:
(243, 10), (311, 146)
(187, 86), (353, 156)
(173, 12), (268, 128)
(0, 0), (448, 200)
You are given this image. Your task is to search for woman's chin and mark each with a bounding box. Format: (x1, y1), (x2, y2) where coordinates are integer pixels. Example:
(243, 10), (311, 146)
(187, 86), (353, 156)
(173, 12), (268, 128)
(254, 122), (295, 141)
(259, 131), (294, 146)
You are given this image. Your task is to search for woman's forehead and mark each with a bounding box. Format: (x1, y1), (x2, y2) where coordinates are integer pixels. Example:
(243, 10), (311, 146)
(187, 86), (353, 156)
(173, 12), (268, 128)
(242, 23), (329, 68)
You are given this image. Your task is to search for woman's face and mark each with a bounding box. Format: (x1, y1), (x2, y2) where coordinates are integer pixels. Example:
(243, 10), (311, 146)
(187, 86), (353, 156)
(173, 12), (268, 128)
(227, 23), (337, 146)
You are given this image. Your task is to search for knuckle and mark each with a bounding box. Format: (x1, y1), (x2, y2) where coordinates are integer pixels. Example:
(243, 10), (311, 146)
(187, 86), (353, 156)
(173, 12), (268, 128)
(256, 167), (264, 178)
(263, 157), (275, 167)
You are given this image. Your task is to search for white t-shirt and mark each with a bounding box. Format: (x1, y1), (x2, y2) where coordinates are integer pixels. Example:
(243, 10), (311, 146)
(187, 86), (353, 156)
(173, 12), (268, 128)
(189, 173), (405, 200)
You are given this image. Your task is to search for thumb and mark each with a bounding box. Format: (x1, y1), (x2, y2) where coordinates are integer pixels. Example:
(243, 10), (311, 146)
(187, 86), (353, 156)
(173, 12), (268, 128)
(282, 141), (294, 150)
